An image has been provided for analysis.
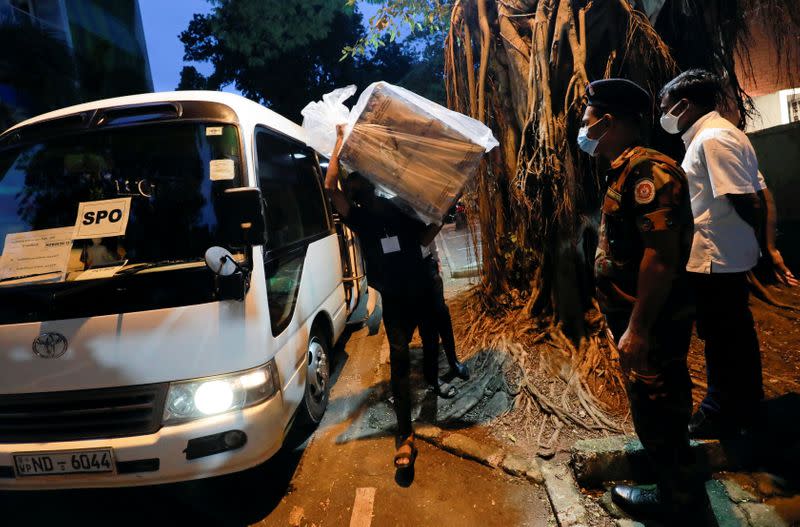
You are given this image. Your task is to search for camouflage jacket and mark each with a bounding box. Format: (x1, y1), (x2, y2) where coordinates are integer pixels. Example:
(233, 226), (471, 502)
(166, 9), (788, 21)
(595, 146), (694, 317)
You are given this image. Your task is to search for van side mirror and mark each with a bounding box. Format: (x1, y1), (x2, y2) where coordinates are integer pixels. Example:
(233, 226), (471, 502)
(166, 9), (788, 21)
(219, 187), (268, 247)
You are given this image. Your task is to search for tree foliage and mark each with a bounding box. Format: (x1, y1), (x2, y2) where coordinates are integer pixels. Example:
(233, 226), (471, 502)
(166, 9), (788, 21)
(343, 0), (450, 57)
(397, 30), (447, 104)
(179, 0), (428, 119)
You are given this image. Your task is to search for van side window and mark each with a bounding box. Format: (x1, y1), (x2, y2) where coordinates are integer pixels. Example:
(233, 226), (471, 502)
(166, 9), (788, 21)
(264, 251), (304, 336)
(293, 150), (331, 235)
(255, 128), (330, 336)
(255, 131), (329, 250)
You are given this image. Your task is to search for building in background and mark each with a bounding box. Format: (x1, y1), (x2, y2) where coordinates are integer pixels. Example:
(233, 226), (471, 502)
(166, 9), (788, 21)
(0, 0), (70, 41)
(0, 0), (152, 128)
(736, 5), (800, 269)
(63, 0), (153, 102)
(737, 7), (800, 132)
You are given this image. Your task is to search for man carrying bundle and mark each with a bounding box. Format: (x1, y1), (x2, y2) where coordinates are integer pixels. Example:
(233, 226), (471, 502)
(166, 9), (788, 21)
(325, 125), (456, 472)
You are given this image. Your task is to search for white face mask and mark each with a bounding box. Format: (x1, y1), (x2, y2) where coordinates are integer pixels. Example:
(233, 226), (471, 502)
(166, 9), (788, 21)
(660, 100), (687, 135)
(577, 118), (608, 157)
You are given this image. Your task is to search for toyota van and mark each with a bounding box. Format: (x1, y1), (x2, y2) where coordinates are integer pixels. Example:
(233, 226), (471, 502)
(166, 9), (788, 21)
(0, 91), (367, 489)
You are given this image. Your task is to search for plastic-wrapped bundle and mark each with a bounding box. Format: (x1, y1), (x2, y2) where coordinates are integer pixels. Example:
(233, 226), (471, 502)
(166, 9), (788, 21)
(301, 82), (498, 223)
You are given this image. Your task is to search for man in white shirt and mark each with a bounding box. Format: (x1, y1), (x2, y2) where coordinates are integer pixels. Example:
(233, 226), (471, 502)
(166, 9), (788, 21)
(658, 69), (768, 439)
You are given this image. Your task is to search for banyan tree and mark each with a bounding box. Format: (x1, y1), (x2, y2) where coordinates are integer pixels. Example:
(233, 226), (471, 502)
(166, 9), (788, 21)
(356, 0), (800, 437)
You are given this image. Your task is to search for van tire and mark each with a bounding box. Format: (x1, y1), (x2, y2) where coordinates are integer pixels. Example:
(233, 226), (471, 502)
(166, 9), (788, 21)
(298, 329), (330, 426)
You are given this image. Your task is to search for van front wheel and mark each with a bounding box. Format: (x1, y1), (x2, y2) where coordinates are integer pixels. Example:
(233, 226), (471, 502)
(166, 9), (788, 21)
(299, 331), (330, 425)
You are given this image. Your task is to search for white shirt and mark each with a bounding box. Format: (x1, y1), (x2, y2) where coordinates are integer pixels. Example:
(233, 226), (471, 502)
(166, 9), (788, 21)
(681, 111), (766, 274)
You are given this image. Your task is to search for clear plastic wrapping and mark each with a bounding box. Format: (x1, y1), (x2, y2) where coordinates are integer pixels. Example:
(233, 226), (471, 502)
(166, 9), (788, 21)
(301, 81), (498, 223)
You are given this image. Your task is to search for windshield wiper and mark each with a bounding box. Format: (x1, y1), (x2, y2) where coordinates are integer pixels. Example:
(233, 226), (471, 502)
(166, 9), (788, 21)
(115, 259), (205, 277)
(51, 258), (207, 301)
(0, 271), (63, 286)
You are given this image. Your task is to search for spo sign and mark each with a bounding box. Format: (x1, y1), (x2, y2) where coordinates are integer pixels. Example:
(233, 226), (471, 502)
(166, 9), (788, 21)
(73, 197), (132, 240)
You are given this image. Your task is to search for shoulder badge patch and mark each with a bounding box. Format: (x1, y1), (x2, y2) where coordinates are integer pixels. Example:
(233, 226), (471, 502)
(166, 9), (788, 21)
(634, 179), (656, 205)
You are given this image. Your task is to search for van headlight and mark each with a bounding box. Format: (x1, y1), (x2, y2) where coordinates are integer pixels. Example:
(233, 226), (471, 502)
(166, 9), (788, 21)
(162, 361), (278, 425)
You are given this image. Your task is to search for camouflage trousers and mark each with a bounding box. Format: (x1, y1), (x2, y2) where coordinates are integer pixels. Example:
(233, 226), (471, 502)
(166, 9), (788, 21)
(605, 314), (708, 517)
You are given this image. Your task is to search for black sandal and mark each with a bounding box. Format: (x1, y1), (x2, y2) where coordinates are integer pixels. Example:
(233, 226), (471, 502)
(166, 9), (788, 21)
(394, 434), (417, 470)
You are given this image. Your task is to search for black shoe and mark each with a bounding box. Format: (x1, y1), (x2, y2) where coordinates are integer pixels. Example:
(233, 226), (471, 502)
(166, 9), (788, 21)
(610, 485), (663, 519)
(449, 361), (470, 381)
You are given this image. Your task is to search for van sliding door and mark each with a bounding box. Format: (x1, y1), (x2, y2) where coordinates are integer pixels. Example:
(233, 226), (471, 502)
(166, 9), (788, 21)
(317, 158), (368, 321)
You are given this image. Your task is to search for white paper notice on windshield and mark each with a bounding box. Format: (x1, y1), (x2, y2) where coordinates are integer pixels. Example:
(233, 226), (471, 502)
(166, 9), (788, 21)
(0, 227), (73, 281)
(74, 262), (127, 281)
(73, 197), (132, 240)
(210, 159), (235, 181)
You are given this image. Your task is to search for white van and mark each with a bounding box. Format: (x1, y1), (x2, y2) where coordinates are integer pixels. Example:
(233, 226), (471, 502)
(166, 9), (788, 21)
(0, 91), (368, 489)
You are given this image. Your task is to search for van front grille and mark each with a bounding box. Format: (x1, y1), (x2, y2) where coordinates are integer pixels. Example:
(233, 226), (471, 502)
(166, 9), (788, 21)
(0, 384), (168, 443)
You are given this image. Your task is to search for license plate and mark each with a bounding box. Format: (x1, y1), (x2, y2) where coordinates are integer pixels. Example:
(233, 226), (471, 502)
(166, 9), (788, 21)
(13, 449), (115, 477)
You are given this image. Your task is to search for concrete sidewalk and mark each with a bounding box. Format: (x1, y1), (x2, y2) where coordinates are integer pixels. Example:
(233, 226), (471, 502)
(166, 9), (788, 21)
(570, 430), (800, 526)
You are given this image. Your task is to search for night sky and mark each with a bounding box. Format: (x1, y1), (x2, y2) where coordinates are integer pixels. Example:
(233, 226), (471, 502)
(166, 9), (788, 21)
(140, 0), (215, 93)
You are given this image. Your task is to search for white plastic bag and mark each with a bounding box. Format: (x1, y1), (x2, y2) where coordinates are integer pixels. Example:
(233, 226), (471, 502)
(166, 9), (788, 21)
(300, 85), (357, 158)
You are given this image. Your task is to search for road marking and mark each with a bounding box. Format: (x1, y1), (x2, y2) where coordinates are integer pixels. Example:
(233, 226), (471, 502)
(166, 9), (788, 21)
(349, 487), (377, 527)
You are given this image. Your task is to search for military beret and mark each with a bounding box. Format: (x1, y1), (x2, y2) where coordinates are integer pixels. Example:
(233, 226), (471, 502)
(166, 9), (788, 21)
(586, 78), (651, 114)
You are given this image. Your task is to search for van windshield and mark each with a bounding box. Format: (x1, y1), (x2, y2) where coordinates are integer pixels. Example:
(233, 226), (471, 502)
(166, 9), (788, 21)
(0, 121), (245, 324)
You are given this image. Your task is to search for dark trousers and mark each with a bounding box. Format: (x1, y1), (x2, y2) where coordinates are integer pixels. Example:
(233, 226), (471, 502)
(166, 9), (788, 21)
(420, 259), (459, 369)
(691, 272), (763, 421)
(606, 314), (704, 514)
(382, 289), (439, 439)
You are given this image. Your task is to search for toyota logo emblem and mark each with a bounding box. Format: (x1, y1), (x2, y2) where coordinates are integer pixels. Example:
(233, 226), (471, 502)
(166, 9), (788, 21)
(32, 333), (69, 359)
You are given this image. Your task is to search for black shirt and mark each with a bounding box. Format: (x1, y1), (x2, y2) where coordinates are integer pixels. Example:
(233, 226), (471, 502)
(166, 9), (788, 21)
(343, 196), (429, 296)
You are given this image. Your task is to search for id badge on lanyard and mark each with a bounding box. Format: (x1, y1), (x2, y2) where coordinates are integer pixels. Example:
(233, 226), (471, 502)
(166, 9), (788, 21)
(381, 236), (401, 254)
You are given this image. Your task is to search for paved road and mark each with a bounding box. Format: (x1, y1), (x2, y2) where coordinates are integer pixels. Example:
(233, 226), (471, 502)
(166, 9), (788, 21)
(0, 325), (552, 527)
(256, 326), (551, 527)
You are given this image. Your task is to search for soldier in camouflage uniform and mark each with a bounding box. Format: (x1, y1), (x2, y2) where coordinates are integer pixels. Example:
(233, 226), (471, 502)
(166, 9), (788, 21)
(579, 79), (713, 525)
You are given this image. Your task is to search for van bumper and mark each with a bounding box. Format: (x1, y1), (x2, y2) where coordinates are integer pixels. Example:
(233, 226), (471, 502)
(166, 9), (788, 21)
(0, 392), (287, 490)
